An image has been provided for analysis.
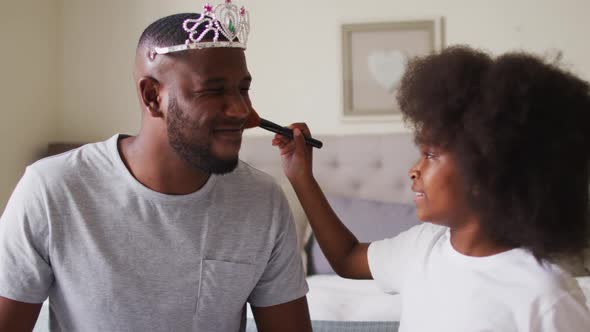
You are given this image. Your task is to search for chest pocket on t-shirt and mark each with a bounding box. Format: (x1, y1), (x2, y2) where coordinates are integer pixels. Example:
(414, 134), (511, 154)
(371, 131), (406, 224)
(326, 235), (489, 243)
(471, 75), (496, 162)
(196, 259), (256, 324)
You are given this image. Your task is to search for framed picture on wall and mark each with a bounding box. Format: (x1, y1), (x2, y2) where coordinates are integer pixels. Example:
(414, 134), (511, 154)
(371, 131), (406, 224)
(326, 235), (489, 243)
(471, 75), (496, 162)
(342, 19), (445, 120)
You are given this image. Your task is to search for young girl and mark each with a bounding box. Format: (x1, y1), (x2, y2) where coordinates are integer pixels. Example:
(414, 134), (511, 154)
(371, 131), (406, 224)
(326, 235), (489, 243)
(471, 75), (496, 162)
(272, 46), (590, 331)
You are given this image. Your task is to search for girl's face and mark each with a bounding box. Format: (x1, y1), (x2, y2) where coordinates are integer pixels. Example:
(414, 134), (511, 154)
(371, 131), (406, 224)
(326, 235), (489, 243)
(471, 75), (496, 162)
(409, 144), (473, 226)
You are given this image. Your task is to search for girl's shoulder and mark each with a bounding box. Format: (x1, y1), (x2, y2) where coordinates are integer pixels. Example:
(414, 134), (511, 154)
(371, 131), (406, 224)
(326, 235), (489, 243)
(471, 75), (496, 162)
(374, 222), (448, 254)
(405, 222), (448, 245)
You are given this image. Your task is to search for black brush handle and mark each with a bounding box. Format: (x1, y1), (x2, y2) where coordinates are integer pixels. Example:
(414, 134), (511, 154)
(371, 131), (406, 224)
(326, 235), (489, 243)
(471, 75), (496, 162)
(258, 118), (323, 149)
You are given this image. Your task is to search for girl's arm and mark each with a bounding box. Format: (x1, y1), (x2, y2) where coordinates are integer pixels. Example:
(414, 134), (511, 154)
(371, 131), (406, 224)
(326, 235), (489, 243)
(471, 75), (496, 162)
(272, 124), (372, 279)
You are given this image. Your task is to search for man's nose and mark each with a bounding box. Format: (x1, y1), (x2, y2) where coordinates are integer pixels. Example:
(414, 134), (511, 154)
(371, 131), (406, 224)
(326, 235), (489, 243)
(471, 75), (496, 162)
(408, 169), (420, 180)
(225, 94), (250, 119)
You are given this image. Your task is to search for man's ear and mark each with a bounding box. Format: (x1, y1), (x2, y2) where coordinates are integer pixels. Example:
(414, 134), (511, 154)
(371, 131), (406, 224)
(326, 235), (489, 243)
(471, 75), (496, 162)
(139, 77), (163, 118)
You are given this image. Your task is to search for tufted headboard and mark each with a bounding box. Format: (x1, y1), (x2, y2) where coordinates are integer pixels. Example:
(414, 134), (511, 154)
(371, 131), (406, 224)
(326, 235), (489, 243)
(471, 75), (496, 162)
(46, 134), (418, 204)
(240, 133), (418, 204)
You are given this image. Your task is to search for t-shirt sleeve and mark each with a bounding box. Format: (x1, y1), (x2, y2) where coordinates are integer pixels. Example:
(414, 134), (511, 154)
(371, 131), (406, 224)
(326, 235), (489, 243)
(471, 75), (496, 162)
(248, 186), (308, 307)
(0, 167), (53, 303)
(532, 290), (590, 332)
(368, 223), (444, 294)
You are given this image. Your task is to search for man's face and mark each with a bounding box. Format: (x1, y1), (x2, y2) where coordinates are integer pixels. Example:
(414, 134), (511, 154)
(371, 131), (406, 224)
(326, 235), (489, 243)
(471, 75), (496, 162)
(162, 48), (253, 174)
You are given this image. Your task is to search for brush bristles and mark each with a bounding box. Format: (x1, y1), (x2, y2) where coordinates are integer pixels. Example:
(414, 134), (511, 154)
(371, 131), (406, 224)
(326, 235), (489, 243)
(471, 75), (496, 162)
(244, 109), (261, 129)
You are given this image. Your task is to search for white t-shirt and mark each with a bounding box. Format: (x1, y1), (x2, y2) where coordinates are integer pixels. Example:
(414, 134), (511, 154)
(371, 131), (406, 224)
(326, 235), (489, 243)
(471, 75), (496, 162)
(0, 134), (308, 332)
(368, 223), (590, 332)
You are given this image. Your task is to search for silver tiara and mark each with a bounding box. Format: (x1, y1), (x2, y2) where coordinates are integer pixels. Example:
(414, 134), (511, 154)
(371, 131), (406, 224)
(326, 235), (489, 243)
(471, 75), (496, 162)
(152, 0), (250, 58)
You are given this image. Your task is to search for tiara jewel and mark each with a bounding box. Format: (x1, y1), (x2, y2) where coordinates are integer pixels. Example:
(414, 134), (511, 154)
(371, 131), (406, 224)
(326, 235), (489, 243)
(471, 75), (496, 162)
(153, 0), (250, 57)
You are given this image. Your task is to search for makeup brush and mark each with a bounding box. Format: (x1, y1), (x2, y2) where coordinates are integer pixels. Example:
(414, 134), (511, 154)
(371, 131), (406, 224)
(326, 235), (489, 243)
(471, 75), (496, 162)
(244, 110), (323, 149)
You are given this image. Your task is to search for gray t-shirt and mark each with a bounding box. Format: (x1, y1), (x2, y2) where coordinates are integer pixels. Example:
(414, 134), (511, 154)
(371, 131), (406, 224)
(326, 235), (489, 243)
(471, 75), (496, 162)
(0, 134), (308, 332)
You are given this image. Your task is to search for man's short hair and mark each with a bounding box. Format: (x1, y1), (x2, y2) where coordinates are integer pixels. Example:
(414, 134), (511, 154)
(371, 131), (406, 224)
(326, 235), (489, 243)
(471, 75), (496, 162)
(138, 13), (231, 50)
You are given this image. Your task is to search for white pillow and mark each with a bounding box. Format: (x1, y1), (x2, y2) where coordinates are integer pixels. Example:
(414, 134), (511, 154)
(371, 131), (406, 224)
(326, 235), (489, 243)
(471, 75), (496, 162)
(279, 181), (312, 274)
(555, 250), (590, 277)
(575, 276), (590, 308)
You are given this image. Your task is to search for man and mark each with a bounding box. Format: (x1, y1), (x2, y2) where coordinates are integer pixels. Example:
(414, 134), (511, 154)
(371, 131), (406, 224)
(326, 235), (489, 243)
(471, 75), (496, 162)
(0, 2), (311, 331)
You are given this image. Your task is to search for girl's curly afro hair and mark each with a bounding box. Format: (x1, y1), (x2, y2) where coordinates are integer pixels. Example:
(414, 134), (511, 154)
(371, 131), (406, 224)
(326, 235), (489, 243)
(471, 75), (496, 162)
(397, 46), (590, 260)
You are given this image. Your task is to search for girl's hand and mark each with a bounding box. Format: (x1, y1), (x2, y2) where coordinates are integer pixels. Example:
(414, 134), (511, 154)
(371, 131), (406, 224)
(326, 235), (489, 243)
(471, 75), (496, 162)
(271, 123), (314, 183)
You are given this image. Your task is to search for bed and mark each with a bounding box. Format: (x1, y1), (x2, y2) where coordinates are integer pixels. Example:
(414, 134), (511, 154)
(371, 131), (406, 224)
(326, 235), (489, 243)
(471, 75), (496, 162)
(33, 133), (590, 331)
(238, 133), (590, 331)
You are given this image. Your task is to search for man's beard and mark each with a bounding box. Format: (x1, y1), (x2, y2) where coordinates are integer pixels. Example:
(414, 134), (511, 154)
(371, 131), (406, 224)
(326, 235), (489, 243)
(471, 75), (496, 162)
(166, 95), (239, 174)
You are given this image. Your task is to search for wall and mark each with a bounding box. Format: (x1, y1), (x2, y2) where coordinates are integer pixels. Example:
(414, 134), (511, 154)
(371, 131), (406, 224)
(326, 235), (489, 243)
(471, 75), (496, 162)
(57, 0), (590, 142)
(0, 0), (60, 211)
(2, 0), (590, 209)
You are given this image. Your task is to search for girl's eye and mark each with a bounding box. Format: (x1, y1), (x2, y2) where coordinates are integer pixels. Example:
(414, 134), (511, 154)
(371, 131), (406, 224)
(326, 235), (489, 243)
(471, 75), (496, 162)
(424, 152), (435, 160)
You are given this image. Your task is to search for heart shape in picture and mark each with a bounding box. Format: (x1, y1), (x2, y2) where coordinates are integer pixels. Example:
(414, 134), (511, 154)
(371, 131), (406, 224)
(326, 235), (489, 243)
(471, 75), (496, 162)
(367, 50), (407, 93)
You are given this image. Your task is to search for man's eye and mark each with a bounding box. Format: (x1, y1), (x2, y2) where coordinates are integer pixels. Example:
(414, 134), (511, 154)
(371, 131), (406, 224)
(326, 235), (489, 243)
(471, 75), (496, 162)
(207, 88), (224, 94)
(196, 88), (224, 95)
(424, 152), (435, 159)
